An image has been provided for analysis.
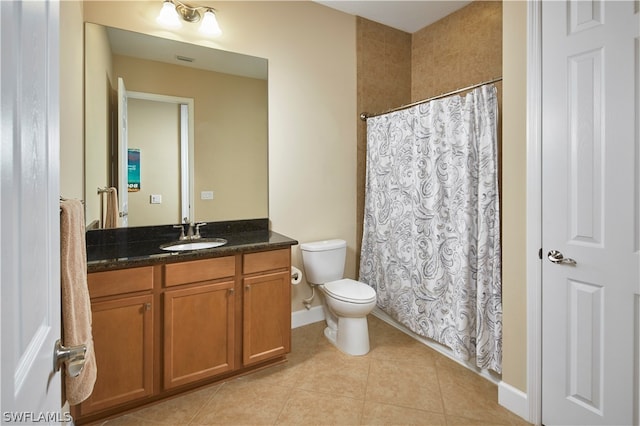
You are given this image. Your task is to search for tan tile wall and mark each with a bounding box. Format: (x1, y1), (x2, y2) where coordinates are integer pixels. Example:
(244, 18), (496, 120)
(356, 17), (412, 268)
(356, 1), (503, 269)
(411, 1), (502, 101)
(357, 17), (412, 116)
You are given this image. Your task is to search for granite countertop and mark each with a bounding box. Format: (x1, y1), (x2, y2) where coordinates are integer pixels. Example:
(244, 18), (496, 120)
(86, 219), (298, 273)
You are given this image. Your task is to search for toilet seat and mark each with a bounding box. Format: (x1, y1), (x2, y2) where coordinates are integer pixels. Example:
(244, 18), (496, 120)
(323, 279), (376, 304)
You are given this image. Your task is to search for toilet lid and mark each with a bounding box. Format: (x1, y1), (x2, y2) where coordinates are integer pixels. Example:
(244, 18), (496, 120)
(324, 279), (377, 304)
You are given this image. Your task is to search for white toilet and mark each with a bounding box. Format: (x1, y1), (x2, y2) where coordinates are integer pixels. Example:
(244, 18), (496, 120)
(300, 239), (377, 356)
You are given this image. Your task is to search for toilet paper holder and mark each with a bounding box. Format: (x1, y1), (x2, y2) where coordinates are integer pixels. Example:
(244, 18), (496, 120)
(290, 266), (313, 309)
(290, 266), (303, 285)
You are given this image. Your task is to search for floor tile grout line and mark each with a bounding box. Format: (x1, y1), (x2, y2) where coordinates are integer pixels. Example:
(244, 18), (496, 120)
(358, 358), (373, 425)
(120, 382), (223, 425)
(434, 355), (451, 424)
(272, 387), (291, 425)
(361, 354), (450, 420)
(186, 381), (225, 425)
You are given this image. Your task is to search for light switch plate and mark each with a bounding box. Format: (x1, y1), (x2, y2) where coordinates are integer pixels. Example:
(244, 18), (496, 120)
(201, 191), (214, 200)
(150, 194), (162, 204)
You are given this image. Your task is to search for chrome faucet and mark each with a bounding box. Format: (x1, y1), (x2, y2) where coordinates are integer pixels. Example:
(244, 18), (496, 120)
(194, 222), (206, 239)
(173, 222), (207, 241)
(186, 223), (195, 239)
(173, 224), (187, 240)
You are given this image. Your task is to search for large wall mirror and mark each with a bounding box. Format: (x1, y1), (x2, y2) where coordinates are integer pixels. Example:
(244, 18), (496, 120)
(84, 22), (269, 228)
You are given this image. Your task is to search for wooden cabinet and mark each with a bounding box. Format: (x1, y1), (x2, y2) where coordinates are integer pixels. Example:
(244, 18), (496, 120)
(78, 268), (155, 416)
(163, 257), (236, 389)
(77, 247), (291, 424)
(242, 249), (291, 366)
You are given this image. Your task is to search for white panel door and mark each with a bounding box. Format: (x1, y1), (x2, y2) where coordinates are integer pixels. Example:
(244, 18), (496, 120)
(0, 0), (63, 420)
(542, 1), (639, 425)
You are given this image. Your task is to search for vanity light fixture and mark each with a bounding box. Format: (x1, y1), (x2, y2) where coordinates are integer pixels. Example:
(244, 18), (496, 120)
(156, 0), (222, 36)
(157, 0), (182, 28)
(199, 9), (222, 36)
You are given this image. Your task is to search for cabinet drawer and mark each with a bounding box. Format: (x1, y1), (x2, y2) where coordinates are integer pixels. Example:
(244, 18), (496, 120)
(88, 266), (154, 298)
(243, 249), (289, 275)
(164, 256), (235, 287)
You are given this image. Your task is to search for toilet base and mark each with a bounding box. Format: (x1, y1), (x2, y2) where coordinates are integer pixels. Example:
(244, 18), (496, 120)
(324, 316), (370, 356)
(324, 326), (337, 344)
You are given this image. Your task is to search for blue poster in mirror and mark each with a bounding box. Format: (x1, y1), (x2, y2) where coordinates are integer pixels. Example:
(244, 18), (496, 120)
(128, 148), (140, 192)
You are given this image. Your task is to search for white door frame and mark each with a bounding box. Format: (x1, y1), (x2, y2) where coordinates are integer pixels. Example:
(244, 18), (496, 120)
(526, 1), (543, 424)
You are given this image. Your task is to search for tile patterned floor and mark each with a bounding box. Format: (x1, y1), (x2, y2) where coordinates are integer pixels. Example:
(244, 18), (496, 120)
(97, 317), (530, 425)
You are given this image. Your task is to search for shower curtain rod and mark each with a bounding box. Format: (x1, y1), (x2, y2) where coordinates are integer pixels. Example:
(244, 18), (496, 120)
(359, 76), (503, 121)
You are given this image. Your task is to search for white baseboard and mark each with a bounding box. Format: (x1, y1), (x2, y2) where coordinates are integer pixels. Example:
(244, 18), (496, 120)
(291, 305), (325, 328)
(498, 381), (529, 422)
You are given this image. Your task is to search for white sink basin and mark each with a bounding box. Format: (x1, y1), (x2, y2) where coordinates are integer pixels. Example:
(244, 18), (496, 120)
(160, 238), (227, 252)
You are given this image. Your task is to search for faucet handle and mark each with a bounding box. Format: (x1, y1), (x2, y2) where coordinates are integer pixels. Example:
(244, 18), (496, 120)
(194, 222), (207, 239)
(173, 224), (186, 240)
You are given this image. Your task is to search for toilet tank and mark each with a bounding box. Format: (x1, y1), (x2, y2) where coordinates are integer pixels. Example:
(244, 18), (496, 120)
(299, 239), (347, 284)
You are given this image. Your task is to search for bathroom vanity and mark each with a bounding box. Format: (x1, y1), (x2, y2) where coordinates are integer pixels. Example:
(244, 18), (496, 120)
(73, 219), (297, 424)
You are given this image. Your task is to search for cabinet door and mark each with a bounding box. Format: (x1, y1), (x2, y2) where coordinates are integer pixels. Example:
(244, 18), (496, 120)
(164, 281), (235, 389)
(79, 294), (154, 415)
(243, 271), (291, 366)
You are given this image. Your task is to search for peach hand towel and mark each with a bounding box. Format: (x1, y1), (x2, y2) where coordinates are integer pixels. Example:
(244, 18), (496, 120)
(104, 187), (119, 228)
(60, 199), (97, 405)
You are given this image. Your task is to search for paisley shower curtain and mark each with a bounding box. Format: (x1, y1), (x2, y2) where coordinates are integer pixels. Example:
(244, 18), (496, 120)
(359, 84), (502, 372)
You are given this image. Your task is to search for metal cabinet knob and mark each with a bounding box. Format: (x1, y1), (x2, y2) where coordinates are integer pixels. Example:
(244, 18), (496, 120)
(547, 250), (577, 265)
(54, 339), (86, 377)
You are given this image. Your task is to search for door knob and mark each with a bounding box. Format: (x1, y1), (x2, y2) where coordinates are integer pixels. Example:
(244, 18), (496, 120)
(54, 340), (87, 377)
(547, 250), (577, 265)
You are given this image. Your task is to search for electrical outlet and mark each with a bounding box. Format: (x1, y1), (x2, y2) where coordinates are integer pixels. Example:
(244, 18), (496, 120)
(201, 191), (214, 200)
(150, 194), (162, 204)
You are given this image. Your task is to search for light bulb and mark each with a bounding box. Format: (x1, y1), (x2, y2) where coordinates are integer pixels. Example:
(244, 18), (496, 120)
(200, 9), (222, 36)
(157, 0), (182, 28)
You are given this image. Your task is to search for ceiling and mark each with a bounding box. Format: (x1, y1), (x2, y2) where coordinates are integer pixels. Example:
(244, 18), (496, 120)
(105, 26), (268, 79)
(314, 1), (472, 33)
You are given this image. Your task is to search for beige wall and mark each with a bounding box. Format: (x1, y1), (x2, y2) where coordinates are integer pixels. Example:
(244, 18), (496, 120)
(81, 1), (357, 311)
(60, 0), (528, 395)
(127, 98), (181, 227)
(112, 54), (268, 222)
(502, 0), (528, 393)
(60, 0), (84, 200)
(84, 23), (114, 226)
